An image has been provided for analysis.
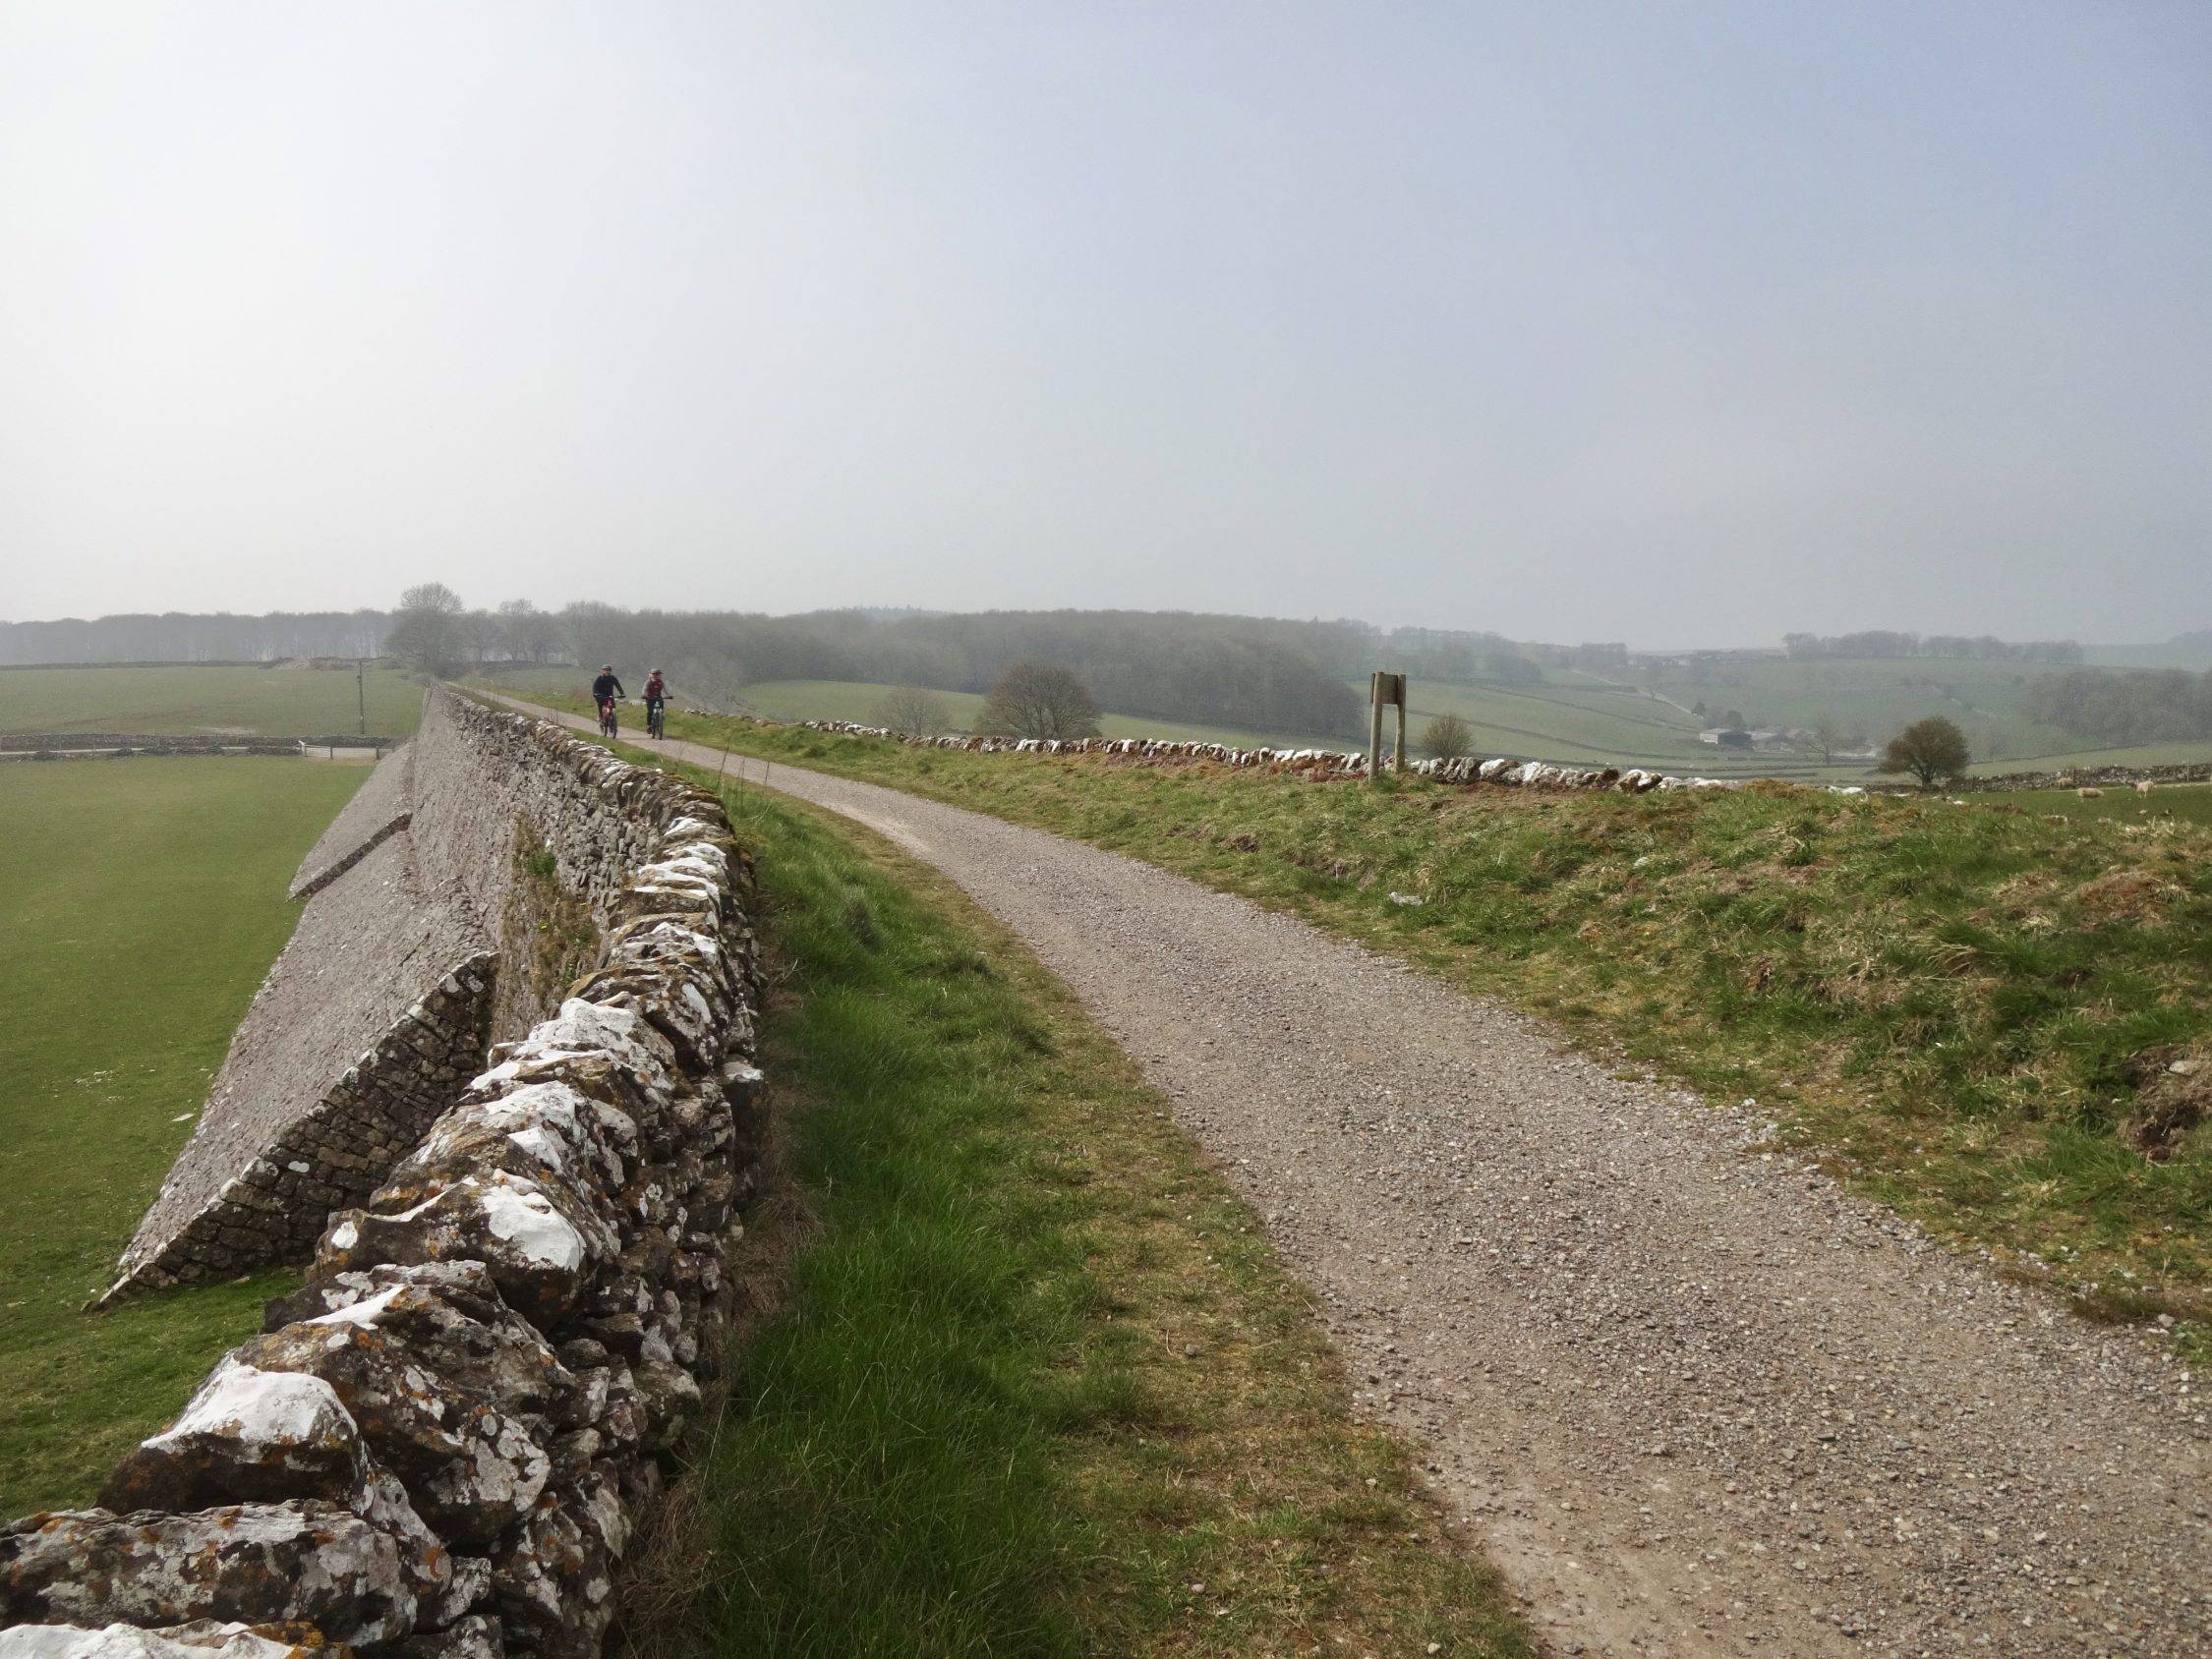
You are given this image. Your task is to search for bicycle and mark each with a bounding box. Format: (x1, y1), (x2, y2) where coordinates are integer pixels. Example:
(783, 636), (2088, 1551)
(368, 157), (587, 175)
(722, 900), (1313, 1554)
(598, 696), (619, 739)
(647, 698), (667, 740)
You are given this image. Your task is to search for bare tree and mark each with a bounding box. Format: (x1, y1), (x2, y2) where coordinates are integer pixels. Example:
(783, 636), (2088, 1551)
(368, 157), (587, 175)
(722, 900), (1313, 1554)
(496, 598), (558, 662)
(977, 662), (1101, 740)
(1879, 716), (1970, 790)
(1421, 712), (1475, 759)
(873, 685), (954, 736)
(385, 583), (468, 678)
(560, 601), (625, 671)
(466, 609), (501, 664)
(1810, 713), (1842, 764)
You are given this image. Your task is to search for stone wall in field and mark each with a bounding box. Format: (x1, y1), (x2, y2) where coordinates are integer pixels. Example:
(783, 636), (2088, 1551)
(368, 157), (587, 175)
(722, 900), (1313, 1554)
(6, 693), (766, 1656)
(794, 717), (1730, 792)
(105, 689), (738, 1301)
(0, 734), (307, 760)
(795, 718), (2212, 796)
(1952, 760), (2212, 792)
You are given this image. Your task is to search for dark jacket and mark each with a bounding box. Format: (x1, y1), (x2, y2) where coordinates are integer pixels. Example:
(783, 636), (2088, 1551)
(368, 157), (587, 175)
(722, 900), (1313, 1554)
(592, 672), (625, 703)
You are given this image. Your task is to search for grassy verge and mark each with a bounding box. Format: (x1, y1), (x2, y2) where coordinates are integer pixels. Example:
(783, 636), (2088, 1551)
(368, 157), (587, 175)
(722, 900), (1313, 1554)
(500, 684), (2212, 1352)
(0, 758), (365, 1511)
(616, 755), (1533, 1656)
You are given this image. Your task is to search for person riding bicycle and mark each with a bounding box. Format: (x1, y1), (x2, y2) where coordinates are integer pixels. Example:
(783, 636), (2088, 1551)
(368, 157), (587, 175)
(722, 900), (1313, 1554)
(591, 664), (625, 732)
(642, 669), (668, 737)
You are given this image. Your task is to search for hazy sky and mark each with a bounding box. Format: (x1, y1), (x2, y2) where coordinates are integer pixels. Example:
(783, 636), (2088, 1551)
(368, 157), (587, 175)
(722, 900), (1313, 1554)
(3, 3), (2207, 647)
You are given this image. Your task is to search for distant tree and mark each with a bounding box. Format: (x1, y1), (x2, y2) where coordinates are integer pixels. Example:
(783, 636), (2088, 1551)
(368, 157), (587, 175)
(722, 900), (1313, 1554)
(560, 601), (625, 670)
(386, 583), (467, 678)
(873, 685), (953, 737)
(496, 599), (559, 662)
(1810, 713), (1843, 764)
(1427, 637), (1476, 681)
(1421, 712), (1475, 759)
(978, 662), (1101, 740)
(465, 609), (500, 664)
(1879, 716), (1971, 790)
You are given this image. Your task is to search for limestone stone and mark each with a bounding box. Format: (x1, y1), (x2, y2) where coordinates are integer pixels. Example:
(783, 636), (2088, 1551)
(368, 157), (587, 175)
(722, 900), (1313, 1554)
(240, 1269), (574, 1551)
(316, 1172), (615, 1332)
(0, 1620), (321, 1657)
(0, 1507), (419, 1647)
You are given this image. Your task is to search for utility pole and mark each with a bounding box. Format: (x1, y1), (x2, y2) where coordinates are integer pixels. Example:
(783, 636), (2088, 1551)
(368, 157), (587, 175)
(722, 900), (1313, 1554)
(357, 659), (367, 737)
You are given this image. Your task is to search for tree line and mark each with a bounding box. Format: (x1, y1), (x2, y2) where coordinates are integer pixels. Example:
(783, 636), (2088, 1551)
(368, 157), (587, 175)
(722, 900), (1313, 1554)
(1780, 630), (2083, 663)
(2020, 667), (2212, 746)
(378, 593), (1378, 738)
(0, 609), (391, 663)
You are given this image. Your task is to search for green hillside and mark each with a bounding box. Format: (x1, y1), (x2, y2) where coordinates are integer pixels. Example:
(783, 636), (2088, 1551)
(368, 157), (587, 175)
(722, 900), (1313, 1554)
(1623, 656), (2083, 763)
(1398, 677), (1717, 765)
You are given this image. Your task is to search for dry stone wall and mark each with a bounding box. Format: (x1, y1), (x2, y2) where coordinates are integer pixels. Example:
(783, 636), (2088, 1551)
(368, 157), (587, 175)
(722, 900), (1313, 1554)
(6, 697), (765, 1657)
(0, 736), (308, 762)
(113, 954), (497, 1293)
(794, 717), (1740, 792)
(1948, 759), (2212, 791)
(793, 717), (2209, 794)
(107, 691), (709, 1303)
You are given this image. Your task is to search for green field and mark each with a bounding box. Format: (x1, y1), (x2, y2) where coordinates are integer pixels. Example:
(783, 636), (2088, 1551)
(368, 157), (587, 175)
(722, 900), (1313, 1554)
(0, 757), (366, 1511)
(2086, 641), (2212, 672)
(1991, 780), (2212, 827)
(0, 663), (423, 738)
(1410, 658), (2209, 776)
(1399, 675), (1816, 772)
(572, 700), (2212, 1353)
(1626, 656), (2089, 764)
(1968, 741), (2212, 776)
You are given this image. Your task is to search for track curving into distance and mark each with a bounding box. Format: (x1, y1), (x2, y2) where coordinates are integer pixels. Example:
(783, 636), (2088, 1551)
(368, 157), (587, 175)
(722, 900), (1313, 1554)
(495, 695), (2208, 1657)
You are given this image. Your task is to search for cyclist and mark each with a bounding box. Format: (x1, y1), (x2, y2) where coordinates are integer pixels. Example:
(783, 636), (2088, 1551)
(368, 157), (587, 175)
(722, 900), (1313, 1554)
(591, 664), (625, 736)
(643, 668), (668, 739)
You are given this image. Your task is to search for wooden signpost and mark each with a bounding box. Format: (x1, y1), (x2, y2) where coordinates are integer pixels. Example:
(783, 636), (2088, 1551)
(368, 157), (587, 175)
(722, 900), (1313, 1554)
(1369, 671), (1408, 776)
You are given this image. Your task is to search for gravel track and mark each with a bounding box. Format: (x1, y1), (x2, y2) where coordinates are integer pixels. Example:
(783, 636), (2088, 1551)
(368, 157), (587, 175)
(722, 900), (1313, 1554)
(503, 699), (2209, 1656)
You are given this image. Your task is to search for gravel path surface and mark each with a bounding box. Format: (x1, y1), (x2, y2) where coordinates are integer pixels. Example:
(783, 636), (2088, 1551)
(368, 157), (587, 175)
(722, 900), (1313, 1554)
(504, 699), (2209, 1656)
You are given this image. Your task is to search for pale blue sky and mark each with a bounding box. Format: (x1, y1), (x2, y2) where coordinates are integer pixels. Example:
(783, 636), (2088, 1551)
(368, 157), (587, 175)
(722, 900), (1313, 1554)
(2, 2), (2206, 645)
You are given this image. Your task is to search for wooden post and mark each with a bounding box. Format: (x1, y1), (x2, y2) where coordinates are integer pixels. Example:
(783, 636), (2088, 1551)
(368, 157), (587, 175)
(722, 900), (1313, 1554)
(1369, 671), (1408, 776)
